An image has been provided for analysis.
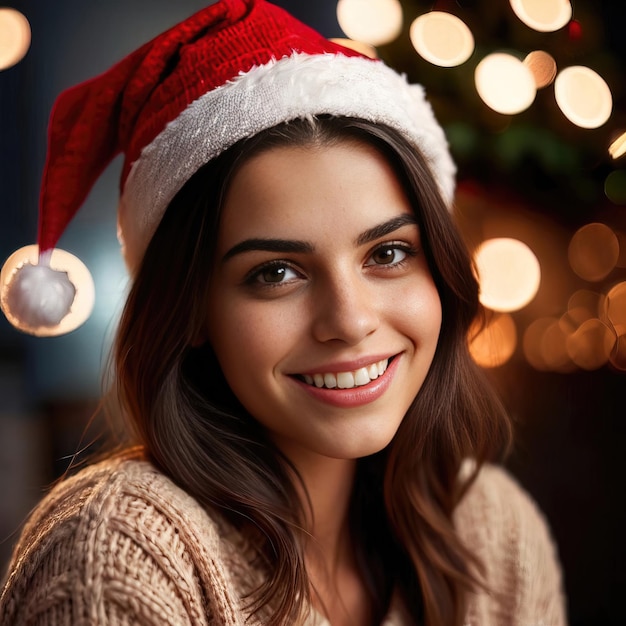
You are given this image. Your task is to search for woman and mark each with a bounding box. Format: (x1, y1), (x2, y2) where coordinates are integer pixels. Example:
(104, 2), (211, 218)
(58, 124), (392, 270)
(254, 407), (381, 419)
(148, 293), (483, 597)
(0, 1), (566, 624)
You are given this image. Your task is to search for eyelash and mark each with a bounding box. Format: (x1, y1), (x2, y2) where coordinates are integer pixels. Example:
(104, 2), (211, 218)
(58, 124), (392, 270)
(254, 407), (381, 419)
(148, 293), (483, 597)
(366, 242), (418, 269)
(243, 241), (419, 288)
(244, 260), (303, 287)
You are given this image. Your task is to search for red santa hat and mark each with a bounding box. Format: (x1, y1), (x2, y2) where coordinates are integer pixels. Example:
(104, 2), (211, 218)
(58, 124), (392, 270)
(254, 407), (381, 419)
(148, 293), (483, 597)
(0, 0), (455, 336)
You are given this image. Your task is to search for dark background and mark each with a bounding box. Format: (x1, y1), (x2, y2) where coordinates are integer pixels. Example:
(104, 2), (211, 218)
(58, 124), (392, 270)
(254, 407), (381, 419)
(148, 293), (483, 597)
(1, 1), (624, 624)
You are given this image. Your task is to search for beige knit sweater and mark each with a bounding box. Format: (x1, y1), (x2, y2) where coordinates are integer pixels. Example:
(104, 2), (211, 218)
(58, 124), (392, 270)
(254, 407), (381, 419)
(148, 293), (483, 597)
(0, 455), (566, 625)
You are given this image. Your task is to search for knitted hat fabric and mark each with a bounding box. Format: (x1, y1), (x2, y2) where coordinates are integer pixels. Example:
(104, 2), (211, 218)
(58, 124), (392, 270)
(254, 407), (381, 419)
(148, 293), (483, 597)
(0, 0), (456, 336)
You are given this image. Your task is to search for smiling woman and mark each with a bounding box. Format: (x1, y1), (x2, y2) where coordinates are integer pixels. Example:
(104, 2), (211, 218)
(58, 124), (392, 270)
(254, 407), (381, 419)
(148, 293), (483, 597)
(0, 1), (566, 625)
(207, 138), (441, 461)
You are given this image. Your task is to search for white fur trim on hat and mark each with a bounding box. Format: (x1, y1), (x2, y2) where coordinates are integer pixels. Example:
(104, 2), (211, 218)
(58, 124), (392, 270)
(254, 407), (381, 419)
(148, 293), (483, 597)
(118, 53), (456, 273)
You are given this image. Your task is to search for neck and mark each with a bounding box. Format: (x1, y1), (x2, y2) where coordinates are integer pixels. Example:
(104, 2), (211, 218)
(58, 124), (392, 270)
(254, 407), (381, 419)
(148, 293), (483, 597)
(286, 451), (356, 556)
(287, 453), (375, 625)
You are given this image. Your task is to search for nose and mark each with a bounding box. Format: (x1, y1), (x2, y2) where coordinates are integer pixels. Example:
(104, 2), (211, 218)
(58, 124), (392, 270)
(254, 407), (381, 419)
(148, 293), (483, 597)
(311, 273), (380, 345)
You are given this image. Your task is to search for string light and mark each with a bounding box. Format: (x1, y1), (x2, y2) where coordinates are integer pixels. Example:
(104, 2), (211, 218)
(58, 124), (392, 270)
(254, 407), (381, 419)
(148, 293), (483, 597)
(524, 50), (557, 88)
(566, 318), (615, 370)
(474, 237), (541, 312)
(469, 313), (517, 368)
(608, 131), (626, 160)
(336, 0), (403, 46)
(554, 65), (613, 129)
(568, 223), (620, 281)
(0, 8), (30, 71)
(509, 0), (572, 33)
(409, 11), (474, 68)
(329, 38), (378, 58)
(475, 53), (537, 114)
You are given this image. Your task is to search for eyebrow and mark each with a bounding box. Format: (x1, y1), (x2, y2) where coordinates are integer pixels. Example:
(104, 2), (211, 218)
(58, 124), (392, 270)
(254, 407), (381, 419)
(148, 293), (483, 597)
(355, 214), (418, 246)
(221, 213), (418, 263)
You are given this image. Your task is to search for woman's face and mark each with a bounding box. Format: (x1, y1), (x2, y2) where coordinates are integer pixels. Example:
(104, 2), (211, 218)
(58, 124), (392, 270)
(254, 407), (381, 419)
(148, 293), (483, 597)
(206, 139), (442, 466)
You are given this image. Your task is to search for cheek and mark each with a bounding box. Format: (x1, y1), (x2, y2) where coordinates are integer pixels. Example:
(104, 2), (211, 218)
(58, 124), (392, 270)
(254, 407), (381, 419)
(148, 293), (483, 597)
(208, 300), (300, 381)
(392, 277), (443, 344)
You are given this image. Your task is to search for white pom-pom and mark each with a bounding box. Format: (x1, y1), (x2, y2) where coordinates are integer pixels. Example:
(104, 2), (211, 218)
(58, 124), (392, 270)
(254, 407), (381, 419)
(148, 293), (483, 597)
(4, 262), (75, 327)
(1, 245), (95, 336)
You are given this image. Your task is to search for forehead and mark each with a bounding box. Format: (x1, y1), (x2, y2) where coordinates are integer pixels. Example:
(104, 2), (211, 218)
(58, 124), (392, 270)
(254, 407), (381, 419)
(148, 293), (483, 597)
(217, 139), (415, 248)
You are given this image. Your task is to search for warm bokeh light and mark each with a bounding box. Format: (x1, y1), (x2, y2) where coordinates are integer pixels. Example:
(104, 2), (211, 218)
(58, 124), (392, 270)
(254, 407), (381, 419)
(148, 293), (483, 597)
(554, 65), (613, 129)
(469, 313), (517, 368)
(409, 11), (474, 68)
(523, 317), (574, 372)
(0, 245), (95, 337)
(568, 223), (619, 281)
(509, 0), (572, 32)
(523, 318), (552, 370)
(336, 0), (403, 46)
(567, 289), (605, 327)
(0, 8), (31, 71)
(474, 237), (541, 312)
(329, 38), (378, 58)
(609, 326), (626, 371)
(566, 318), (615, 370)
(604, 170), (626, 205)
(475, 53), (537, 115)
(605, 281), (626, 328)
(608, 131), (626, 160)
(524, 50), (557, 88)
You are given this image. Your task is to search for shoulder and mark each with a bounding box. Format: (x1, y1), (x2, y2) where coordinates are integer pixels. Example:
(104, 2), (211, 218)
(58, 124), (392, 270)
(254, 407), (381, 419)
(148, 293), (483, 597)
(0, 453), (251, 625)
(456, 462), (551, 535)
(10, 452), (225, 569)
(455, 463), (568, 625)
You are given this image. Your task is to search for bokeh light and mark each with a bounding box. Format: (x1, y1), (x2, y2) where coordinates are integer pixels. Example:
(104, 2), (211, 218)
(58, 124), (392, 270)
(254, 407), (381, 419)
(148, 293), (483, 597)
(523, 318), (552, 370)
(566, 289), (605, 327)
(0, 8), (31, 71)
(409, 11), (474, 68)
(609, 326), (626, 371)
(608, 131), (626, 160)
(336, 0), (403, 46)
(474, 237), (541, 312)
(554, 65), (613, 129)
(523, 317), (575, 372)
(509, 0), (572, 32)
(604, 170), (626, 205)
(524, 50), (557, 88)
(541, 319), (576, 371)
(0, 245), (95, 337)
(330, 38), (378, 58)
(604, 281), (626, 328)
(566, 318), (615, 370)
(475, 53), (537, 115)
(469, 312), (517, 368)
(568, 223), (619, 281)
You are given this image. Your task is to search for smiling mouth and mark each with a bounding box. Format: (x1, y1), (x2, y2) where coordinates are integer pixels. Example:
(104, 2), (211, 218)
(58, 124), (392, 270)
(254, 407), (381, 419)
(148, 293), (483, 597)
(298, 358), (392, 390)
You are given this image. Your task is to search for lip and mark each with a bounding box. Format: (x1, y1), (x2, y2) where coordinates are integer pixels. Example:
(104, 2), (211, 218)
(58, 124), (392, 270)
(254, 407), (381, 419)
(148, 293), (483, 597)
(296, 353), (395, 376)
(289, 353), (401, 408)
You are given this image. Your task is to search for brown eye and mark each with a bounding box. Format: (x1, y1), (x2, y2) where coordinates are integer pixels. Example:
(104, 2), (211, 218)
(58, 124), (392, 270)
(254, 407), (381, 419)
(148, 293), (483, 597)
(247, 261), (302, 286)
(367, 245), (408, 266)
(372, 247), (397, 264)
(260, 265), (289, 283)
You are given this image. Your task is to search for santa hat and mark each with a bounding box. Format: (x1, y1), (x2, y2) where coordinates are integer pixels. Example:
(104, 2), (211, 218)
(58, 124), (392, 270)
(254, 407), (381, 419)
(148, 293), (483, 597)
(0, 0), (455, 336)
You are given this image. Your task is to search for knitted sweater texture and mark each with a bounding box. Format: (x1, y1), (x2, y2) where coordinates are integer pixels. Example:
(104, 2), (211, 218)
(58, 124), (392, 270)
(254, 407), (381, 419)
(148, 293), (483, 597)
(0, 456), (566, 625)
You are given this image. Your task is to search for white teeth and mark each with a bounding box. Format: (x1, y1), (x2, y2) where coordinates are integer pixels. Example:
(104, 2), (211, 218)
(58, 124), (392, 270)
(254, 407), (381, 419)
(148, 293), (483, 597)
(337, 372), (355, 389)
(323, 373), (337, 388)
(301, 358), (390, 389)
(354, 367), (370, 386)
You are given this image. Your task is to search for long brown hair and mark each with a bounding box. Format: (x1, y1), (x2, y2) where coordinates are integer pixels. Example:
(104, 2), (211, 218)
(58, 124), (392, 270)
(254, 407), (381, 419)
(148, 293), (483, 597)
(114, 116), (511, 625)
